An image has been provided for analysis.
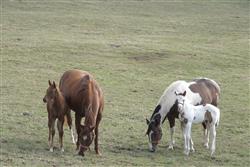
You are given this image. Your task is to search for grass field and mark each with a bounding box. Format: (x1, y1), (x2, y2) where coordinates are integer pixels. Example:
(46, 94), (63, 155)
(1, 0), (249, 166)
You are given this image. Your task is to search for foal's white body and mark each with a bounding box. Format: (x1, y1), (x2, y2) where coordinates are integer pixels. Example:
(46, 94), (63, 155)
(177, 93), (220, 156)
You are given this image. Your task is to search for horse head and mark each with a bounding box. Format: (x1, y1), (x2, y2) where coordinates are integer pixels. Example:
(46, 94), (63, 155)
(146, 113), (162, 152)
(78, 125), (95, 156)
(175, 90), (187, 121)
(43, 80), (58, 104)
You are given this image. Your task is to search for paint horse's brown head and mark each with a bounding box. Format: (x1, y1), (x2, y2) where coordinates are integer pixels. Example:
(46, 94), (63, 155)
(43, 80), (57, 104)
(78, 125), (95, 156)
(146, 113), (162, 152)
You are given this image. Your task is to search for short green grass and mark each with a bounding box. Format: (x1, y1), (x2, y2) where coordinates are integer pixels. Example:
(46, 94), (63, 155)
(1, 0), (249, 166)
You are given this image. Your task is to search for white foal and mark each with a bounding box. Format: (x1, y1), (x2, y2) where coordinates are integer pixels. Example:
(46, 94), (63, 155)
(176, 91), (220, 157)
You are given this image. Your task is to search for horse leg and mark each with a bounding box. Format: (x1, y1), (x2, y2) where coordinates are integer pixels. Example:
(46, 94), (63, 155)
(49, 119), (56, 152)
(75, 113), (81, 150)
(66, 110), (75, 144)
(168, 116), (175, 150)
(204, 123), (210, 149)
(210, 125), (216, 157)
(202, 122), (209, 148)
(48, 121), (51, 148)
(57, 119), (64, 152)
(185, 122), (191, 156)
(182, 124), (188, 155)
(94, 112), (102, 156)
(190, 137), (195, 152)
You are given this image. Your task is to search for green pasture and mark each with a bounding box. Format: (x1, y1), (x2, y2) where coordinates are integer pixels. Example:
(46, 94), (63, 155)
(1, 0), (249, 166)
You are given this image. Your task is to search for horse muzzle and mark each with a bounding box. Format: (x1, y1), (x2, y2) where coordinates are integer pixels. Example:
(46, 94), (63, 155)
(148, 143), (157, 152)
(149, 147), (156, 152)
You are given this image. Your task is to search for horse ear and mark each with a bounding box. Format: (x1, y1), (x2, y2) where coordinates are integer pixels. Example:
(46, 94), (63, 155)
(146, 118), (150, 125)
(183, 91), (186, 96)
(48, 80), (52, 86)
(175, 91), (178, 95)
(53, 81), (56, 88)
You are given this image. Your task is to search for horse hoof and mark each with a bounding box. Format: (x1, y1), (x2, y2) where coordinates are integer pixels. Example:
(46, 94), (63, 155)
(191, 148), (195, 152)
(96, 152), (102, 156)
(61, 148), (64, 152)
(184, 151), (189, 156)
(49, 148), (53, 152)
(78, 151), (85, 156)
(149, 149), (156, 153)
(204, 144), (209, 149)
(168, 145), (174, 150)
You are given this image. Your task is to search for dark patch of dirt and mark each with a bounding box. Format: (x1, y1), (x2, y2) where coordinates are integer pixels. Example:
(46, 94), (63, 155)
(127, 51), (195, 63)
(128, 52), (166, 62)
(131, 90), (138, 93)
(110, 44), (121, 48)
(1, 138), (8, 143)
(22, 112), (32, 116)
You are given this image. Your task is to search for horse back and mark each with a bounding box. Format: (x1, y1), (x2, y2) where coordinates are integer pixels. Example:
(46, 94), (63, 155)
(59, 69), (103, 115)
(59, 70), (91, 114)
(189, 78), (220, 106)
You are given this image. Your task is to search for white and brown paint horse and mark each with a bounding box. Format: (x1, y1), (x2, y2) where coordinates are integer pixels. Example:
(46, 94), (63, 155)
(43, 80), (75, 152)
(59, 69), (104, 156)
(146, 78), (220, 152)
(176, 90), (220, 156)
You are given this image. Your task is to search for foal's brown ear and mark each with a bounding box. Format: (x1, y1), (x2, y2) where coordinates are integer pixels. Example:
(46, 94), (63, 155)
(52, 81), (56, 88)
(146, 118), (150, 125)
(48, 80), (52, 86)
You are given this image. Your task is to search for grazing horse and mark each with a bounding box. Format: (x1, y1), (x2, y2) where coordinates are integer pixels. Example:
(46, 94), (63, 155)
(59, 69), (104, 156)
(146, 78), (220, 152)
(176, 91), (220, 156)
(43, 80), (75, 152)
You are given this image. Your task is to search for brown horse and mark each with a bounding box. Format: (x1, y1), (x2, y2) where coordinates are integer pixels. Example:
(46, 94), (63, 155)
(43, 80), (75, 152)
(59, 69), (104, 156)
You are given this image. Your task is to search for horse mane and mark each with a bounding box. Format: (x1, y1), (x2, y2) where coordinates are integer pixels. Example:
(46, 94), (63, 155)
(84, 76), (97, 127)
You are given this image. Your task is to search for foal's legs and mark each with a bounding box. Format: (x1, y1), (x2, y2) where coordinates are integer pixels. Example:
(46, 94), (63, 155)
(204, 124), (210, 149)
(94, 112), (102, 155)
(48, 119), (56, 152)
(168, 117), (175, 150)
(66, 110), (75, 144)
(203, 122), (209, 148)
(190, 137), (195, 152)
(210, 125), (216, 157)
(183, 122), (191, 155)
(57, 119), (64, 152)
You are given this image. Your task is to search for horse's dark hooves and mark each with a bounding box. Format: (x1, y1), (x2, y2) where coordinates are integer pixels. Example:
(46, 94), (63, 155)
(149, 149), (156, 153)
(78, 151), (85, 156)
(211, 156), (216, 160)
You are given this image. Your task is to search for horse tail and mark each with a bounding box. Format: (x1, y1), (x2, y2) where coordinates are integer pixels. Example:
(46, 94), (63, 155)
(215, 108), (220, 127)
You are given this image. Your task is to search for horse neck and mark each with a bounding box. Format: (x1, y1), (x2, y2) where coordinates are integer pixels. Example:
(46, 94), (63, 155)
(53, 88), (65, 110)
(183, 99), (196, 115)
(183, 102), (206, 122)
